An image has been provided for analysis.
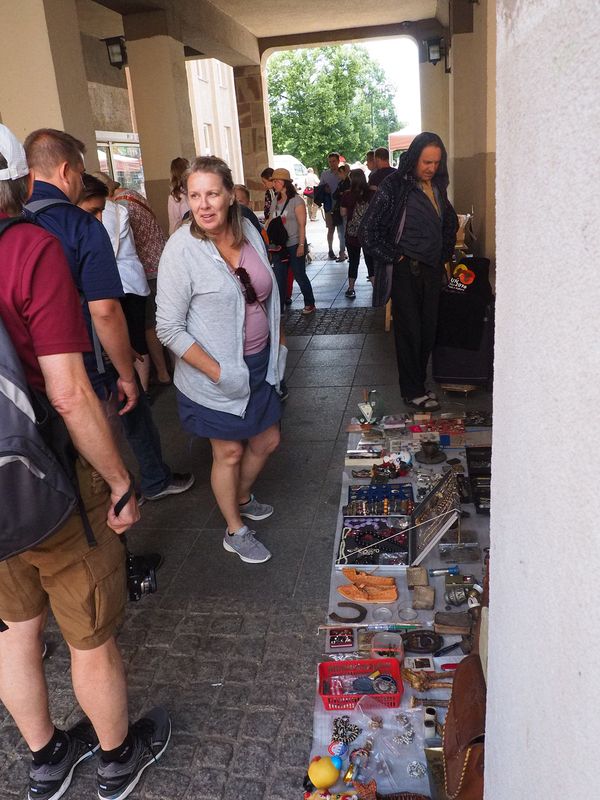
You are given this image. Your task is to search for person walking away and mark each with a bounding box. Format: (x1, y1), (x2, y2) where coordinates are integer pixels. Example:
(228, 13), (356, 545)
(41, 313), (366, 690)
(97, 173), (172, 387)
(340, 168), (374, 298)
(359, 132), (458, 412)
(157, 156), (286, 564)
(268, 168), (316, 316)
(24, 128), (194, 503)
(0, 122), (170, 800)
(368, 146), (396, 191)
(318, 152), (342, 259)
(167, 157), (190, 235)
(333, 164), (350, 262)
(81, 175), (152, 392)
(303, 167), (320, 221)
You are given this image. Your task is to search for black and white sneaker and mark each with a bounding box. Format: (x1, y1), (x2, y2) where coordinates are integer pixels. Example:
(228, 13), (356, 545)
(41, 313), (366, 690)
(28, 720), (99, 800)
(143, 473), (194, 502)
(97, 707), (171, 800)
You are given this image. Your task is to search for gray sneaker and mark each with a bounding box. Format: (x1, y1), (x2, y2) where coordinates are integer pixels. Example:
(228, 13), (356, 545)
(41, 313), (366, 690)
(28, 719), (98, 800)
(239, 494), (274, 521)
(223, 525), (272, 563)
(97, 707), (171, 800)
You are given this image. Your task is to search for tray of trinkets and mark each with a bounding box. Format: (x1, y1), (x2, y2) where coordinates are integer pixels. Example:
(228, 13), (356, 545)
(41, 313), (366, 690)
(343, 483), (414, 517)
(335, 470), (460, 570)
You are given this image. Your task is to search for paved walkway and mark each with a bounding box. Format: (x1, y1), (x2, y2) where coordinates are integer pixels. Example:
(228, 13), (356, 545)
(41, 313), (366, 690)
(0, 247), (491, 799)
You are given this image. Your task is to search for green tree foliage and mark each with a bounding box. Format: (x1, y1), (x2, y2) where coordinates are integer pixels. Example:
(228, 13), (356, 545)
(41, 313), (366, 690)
(267, 45), (403, 172)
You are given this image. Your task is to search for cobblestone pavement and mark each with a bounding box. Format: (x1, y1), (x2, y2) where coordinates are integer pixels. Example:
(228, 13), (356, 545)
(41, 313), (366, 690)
(0, 249), (492, 798)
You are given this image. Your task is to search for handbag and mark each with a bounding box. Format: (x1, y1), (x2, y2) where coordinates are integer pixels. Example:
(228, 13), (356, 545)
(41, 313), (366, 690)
(267, 198), (290, 247)
(442, 653), (486, 800)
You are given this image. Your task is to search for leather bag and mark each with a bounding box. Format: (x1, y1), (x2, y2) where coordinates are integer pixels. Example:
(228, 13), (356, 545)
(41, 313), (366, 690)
(442, 653), (486, 800)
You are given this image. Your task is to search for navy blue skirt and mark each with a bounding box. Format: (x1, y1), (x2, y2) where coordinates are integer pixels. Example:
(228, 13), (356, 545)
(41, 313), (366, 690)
(177, 345), (282, 441)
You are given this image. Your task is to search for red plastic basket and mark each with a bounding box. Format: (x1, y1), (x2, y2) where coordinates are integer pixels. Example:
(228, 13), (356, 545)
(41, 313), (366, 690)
(318, 657), (403, 711)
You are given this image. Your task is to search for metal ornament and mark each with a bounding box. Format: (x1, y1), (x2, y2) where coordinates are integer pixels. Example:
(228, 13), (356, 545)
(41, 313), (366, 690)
(407, 760), (427, 779)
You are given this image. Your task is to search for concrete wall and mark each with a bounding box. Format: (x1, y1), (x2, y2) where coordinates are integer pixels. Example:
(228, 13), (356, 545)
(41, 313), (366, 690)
(186, 59), (244, 183)
(450, 0), (495, 258)
(419, 60), (450, 148)
(487, 1), (600, 797)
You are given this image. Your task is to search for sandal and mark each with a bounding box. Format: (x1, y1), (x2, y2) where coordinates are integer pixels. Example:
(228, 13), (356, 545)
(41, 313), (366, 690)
(404, 395), (441, 412)
(301, 305), (316, 315)
(345, 288), (356, 299)
(426, 389), (438, 401)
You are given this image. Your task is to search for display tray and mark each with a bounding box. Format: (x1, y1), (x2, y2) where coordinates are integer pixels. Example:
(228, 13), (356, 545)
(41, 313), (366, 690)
(335, 471), (460, 570)
(343, 483), (414, 516)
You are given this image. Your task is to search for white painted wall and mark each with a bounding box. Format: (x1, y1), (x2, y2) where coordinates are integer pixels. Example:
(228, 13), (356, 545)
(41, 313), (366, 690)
(186, 58), (244, 183)
(487, 2), (600, 797)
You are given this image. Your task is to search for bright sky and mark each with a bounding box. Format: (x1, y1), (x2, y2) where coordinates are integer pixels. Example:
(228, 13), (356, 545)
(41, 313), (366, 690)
(362, 37), (422, 134)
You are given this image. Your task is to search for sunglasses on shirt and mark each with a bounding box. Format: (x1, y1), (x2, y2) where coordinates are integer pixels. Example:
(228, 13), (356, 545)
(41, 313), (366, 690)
(234, 266), (257, 304)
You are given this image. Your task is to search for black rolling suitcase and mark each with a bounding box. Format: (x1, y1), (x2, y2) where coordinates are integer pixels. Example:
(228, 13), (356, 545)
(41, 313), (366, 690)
(432, 257), (495, 388)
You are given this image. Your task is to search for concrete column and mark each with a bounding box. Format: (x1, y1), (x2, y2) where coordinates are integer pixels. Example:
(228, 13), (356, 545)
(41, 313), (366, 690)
(448, 0), (496, 258)
(0, 0), (98, 169)
(419, 60), (450, 151)
(234, 65), (273, 211)
(124, 15), (196, 232)
(488, 1), (600, 797)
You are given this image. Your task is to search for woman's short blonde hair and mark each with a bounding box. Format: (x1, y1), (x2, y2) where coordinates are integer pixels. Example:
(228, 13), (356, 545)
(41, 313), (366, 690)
(185, 156), (244, 247)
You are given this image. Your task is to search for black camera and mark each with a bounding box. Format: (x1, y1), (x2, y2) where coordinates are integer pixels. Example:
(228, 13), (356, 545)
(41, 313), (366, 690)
(126, 551), (160, 601)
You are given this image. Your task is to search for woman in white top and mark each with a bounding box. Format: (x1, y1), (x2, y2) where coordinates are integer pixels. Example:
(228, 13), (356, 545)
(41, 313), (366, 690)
(79, 174), (152, 390)
(267, 167), (316, 316)
(167, 157), (191, 235)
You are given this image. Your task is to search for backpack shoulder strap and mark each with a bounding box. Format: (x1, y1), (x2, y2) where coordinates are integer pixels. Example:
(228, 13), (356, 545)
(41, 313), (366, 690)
(24, 198), (73, 217)
(0, 217), (32, 237)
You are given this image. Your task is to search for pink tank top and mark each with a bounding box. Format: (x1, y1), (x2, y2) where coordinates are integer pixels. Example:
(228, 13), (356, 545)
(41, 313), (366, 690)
(239, 242), (272, 355)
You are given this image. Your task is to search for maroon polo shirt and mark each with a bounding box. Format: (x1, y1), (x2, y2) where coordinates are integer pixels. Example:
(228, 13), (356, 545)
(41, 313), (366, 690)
(0, 213), (90, 392)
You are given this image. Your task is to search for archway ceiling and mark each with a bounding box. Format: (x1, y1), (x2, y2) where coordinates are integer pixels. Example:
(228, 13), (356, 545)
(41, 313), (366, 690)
(206, 0), (438, 38)
(94, 0), (439, 39)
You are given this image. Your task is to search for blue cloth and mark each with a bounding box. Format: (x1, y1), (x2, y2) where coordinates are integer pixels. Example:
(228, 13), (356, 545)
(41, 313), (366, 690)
(28, 183), (171, 495)
(400, 185), (444, 268)
(119, 387), (171, 496)
(177, 345), (281, 441)
(272, 246), (315, 311)
(26, 182), (124, 392)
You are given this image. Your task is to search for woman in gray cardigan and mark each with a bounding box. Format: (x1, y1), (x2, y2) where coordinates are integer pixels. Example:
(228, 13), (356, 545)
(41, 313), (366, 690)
(156, 157), (284, 564)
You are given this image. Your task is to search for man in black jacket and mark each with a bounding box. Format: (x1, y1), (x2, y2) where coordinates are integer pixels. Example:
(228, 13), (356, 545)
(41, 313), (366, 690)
(359, 132), (458, 412)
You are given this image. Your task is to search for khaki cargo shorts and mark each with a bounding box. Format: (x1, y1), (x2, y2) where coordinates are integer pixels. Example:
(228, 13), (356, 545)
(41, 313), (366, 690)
(0, 459), (127, 650)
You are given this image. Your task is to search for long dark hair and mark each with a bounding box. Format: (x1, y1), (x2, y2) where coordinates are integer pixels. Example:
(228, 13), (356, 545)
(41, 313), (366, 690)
(348, 169), (370, 203)
(170, 157), (190, 201)
(278, 179), (297, 200)
(184, 156), (244, 247)
(397, 132), (450, 191)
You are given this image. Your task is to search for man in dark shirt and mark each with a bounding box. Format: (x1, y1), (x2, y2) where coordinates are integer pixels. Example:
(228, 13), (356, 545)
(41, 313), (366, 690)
(24, 129), (193, 501)
(368, 146), (396, 190)
(0, 123), (169, 800)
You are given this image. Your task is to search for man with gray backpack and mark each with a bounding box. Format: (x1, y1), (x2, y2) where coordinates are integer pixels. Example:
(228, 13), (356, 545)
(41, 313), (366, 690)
(0, 124), (170, 800)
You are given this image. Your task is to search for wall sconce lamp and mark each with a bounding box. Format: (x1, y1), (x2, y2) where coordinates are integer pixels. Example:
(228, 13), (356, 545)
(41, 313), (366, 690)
(425, 38), (451, 74)
(103, 36), (127, 69)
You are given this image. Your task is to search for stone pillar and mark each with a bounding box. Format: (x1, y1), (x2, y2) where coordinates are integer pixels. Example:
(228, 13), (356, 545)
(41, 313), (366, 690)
(448, 0), (496, 258)
(419, 60), (450, 151)
(234, 65), (272, 212)
(488, 2), (600, 797)
(124, 13), (196, 233)
(0, 0), (98, 169)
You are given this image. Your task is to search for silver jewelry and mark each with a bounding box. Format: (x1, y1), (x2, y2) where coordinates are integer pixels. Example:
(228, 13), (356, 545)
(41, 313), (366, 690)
(407, 760), (427, 779)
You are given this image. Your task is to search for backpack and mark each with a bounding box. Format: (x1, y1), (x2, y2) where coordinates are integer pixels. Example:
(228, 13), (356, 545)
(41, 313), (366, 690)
(0, 217), (79, 561)
(346, 199), (369, 239)
(267, 197), (290, 247)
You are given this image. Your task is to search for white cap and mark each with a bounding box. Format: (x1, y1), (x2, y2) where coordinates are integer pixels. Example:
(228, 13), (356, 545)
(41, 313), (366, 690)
(0, 124), (29, 181)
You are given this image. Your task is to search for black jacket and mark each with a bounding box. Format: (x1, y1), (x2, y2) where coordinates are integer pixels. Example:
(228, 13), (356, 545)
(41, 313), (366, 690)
(359, 170), (458, 306)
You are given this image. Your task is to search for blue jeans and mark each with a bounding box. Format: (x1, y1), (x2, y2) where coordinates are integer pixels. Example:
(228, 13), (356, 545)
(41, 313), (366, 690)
(98, 375), (172, 496)
(120, 390), (172, 496)
(273, 246), (315, 311)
